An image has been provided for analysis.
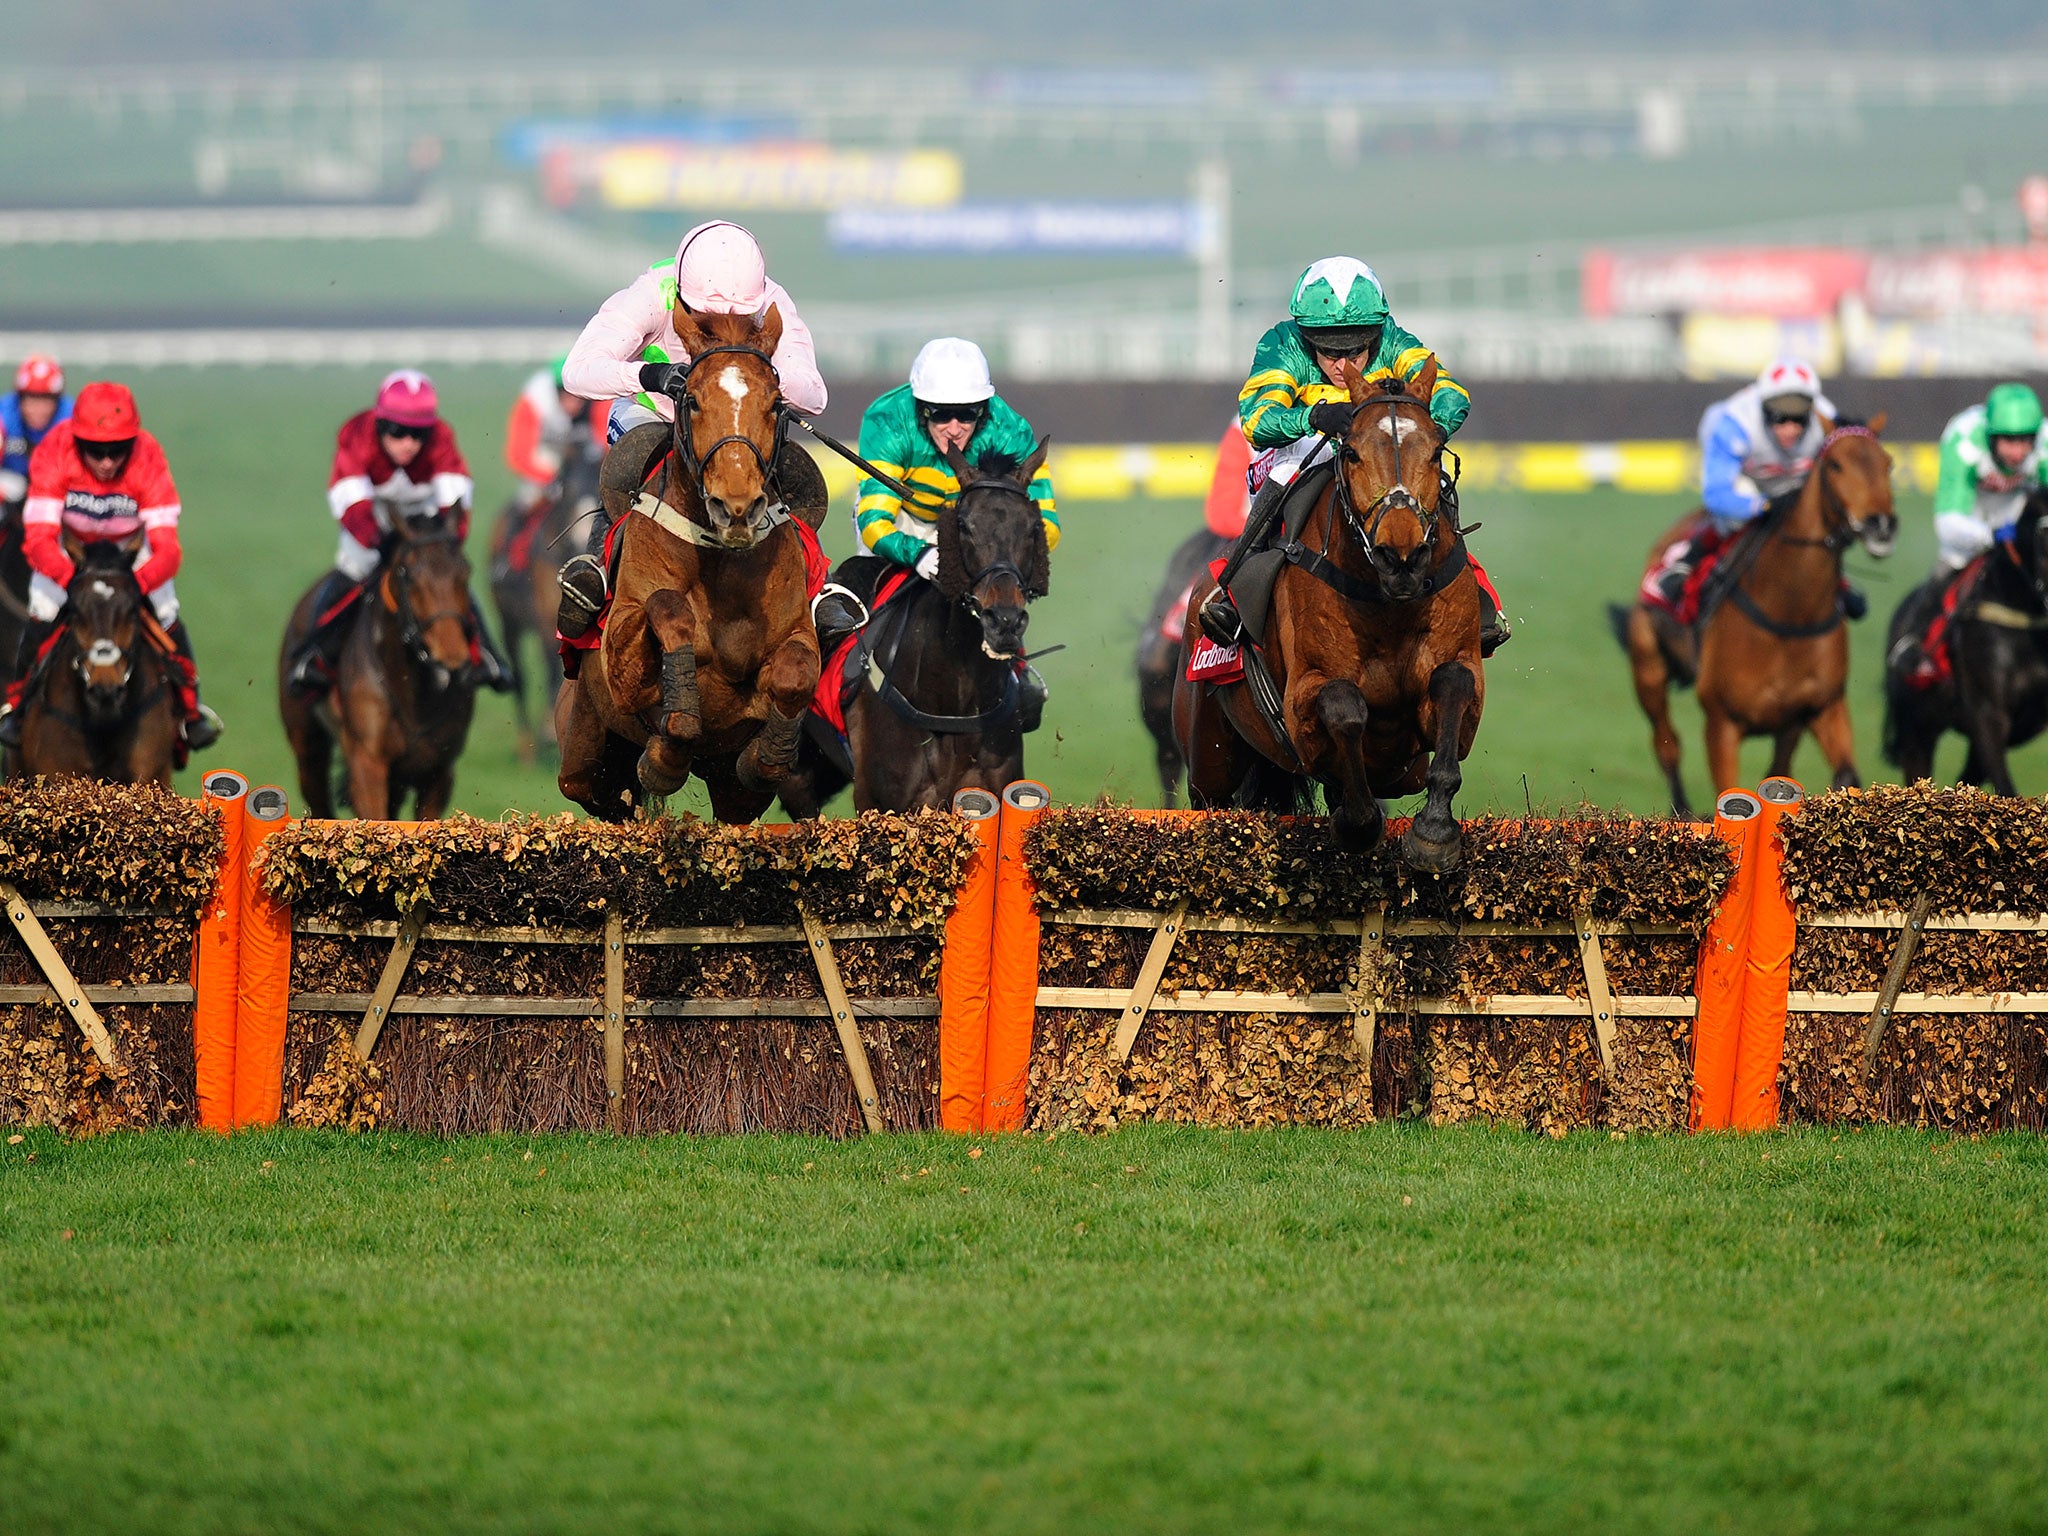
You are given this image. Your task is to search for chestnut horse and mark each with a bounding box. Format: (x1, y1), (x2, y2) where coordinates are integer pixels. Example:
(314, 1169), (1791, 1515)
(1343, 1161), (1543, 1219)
(1173, 360), (1484, 869)
(278, 516), (483, 819)
(1616, 416), (1895, 816)
(5, 535), (179, 786)
(556, 307), (817, 822)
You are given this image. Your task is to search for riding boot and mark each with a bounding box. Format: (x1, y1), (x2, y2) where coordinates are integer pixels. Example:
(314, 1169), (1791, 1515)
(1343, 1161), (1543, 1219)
(1017, 663), (1049, 733)
(1197, 473), (1292, 645)
(468, 598), (517, 693)
(164, 617), (224, 751)
(1479, 595), (1511, 658)
(557, 507), (614, 641)
(0, 617), (56, 748)
(1842, 581), (1869, 622)
(811, 584), (870, 660)
(288, 569), (362, 698)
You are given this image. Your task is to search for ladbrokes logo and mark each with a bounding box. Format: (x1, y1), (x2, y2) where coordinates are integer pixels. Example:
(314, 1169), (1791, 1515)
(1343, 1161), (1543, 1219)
(64, 490), (139, 520)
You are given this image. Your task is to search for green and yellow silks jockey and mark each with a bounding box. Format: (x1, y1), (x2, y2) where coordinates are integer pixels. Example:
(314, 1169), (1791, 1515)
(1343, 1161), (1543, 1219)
(810, 336), (1059, 730)
(1198, 256), (1507, 655)
(1930, 382), (2048, 577)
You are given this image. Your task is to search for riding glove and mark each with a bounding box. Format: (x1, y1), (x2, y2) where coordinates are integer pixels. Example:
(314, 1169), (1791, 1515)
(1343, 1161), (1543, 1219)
(915, 547), (941, 581)
(1308, 402), (1359, 438)
(638, 362), (688, 398)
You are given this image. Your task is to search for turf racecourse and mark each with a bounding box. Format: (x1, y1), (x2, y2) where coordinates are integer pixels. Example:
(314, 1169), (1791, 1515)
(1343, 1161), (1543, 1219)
(1, 1125), (2043, 1534)
(129, 363), (2048, 820)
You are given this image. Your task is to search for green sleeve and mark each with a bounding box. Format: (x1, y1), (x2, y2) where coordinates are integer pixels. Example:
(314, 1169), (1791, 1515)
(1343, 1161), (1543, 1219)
(1932, 427), (1979, 517)
(855, 395), (916, 556)
(1237, 323), (1318, 448)
(985, 397), (1057, 534)
(1382, 322), (1470, 438)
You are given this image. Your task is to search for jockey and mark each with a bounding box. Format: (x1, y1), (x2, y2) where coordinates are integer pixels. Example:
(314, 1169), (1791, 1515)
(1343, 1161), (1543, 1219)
(2, 354), (71, 510)
(504, 353), (600, 510)
(1931, 382), (2048, 577)
(555, 220), (828, 639)
(1197, 258), (1508, 654)
(1649, 359), (1849, 614)
(814, 337), (1059, 728)
(285, 370), (513, 697)
(0, 381), (222, 750)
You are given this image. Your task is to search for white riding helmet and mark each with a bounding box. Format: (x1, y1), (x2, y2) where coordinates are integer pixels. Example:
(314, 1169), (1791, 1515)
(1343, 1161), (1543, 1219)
(1755, 358), (1821, 403)
(908, 337), (995, 406)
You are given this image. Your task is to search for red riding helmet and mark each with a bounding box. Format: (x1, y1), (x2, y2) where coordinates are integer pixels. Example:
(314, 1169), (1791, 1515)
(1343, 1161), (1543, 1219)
(14, 354), (64, 396)
(72, 381), (140, 439)
(374, 368), (439, 428)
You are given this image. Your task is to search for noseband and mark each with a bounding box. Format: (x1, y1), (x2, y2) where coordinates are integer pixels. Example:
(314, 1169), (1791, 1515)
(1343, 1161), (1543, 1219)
(948, 476), (1043, 614)
(1311, 391), (1467, 600)
(668, 343), (789, 524)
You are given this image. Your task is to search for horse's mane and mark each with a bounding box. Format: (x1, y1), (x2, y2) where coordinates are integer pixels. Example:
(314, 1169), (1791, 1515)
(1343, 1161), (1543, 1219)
(968, 448), (1026, 481)
(695, 309), (768, 346)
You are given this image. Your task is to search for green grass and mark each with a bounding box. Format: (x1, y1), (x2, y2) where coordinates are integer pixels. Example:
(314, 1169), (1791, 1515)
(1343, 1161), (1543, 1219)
(132, 364), (2038, 819)
(2, 1124), (2045, 1533)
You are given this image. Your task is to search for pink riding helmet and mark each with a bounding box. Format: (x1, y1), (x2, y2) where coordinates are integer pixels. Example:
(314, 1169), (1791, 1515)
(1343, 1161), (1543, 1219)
(375, 368), (439, 428)
(674, 221), (768, 314)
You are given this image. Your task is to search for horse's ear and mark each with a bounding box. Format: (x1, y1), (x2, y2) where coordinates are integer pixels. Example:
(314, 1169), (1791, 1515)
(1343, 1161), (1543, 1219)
(670, 300), (710, 359)
(119, 530), (145, 557)
(1341, 357), (1369, 405)
(1019, 433), (1051, 486)
(756, 303), (783, 357)
(61, 528), (85, 566)
(942, 442), (972, 484)
(1411, 353), (1440, 399)
(1866, 409), (1889, 436)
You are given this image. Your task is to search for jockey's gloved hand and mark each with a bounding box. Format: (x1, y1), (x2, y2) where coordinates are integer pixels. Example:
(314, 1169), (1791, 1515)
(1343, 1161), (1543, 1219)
(638, 362), (688, 399)
(915, 547), (941, 581)
(1308, 402), (1359, 439)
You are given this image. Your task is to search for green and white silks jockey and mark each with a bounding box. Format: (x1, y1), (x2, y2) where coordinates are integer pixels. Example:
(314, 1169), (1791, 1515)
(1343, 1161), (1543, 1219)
(1199, 257), (1505, 653)
(1932, 382), (2048, 576)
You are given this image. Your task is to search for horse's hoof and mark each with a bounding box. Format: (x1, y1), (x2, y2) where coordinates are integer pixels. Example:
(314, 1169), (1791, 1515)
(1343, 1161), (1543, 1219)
(662, 711), (702, 742)
(1331, 809), (1386, 854)
(1401, 821), (1463, 875)
(636, 750), (685, 799)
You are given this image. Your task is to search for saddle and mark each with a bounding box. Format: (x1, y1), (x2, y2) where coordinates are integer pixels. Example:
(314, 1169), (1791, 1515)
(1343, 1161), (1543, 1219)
(1217, 463), (1335, 646)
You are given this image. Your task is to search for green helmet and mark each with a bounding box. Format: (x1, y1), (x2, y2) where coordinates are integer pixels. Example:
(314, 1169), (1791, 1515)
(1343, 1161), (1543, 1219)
(1985, 382), (2044, 439)
(551, 351), (570, 392)
(1289, 257), (1390, 331)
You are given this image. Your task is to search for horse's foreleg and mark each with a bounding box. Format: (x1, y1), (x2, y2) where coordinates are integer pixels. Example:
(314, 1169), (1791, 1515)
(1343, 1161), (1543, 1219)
(1310, 680), (1384, 852)
(736, 634), (819, 795)
(1808, 697), (1862, 793)
(1959, 697), (2019, 798)
(1627, 607), (1691, 817)
(1702, 709), (1745, 799)
(414, 767), (457, 821)
(1769, 724), (1802, 780)
(640, 589), (702, 742)
(1401, 662), (1476, 874)
(344, 746), (391, 821)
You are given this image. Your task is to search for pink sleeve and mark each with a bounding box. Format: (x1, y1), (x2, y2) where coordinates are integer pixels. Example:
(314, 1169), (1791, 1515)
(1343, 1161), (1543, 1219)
(563, 271), (669, 410)
(764, 281), (827, 416)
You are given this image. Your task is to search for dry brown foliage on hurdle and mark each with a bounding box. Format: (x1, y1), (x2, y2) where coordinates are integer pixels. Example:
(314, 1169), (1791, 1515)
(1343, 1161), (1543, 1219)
(1025, 809), (1727, 1136)
(266, 812), (975, 1137)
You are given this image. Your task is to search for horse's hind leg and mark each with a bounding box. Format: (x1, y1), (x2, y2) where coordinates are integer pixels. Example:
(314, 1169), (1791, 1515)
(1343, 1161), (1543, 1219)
(1808, 696), (1862, 793)
(1311, 680), (1384, 853)
(736, 634), (820, 794)
(1769, 723), (1802, 780)
(1626, 607), (1691, 816)
(1401, 661), (1478, 875)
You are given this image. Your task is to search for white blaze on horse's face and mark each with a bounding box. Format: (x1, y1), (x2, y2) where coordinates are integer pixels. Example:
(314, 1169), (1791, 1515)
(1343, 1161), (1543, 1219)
(1376, 413), (1420, 446)
(90, 579), (116, 600)
(716, 365), (748, 408)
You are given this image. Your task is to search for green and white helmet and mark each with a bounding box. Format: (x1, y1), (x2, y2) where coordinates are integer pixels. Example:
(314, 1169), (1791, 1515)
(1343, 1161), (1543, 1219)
(1985, 381), (2044, 439)
(1289, 257), (1391, 343)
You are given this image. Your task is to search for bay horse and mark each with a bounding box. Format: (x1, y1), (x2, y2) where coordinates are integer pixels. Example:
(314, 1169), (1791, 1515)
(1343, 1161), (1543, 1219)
(1137, 525), (1231, 806)
(490, 428), (603, 761)
(555, 306), (818, 823)
(1172, 359), (1484, 869)
(4, 534), (179, 786)
(0, 506), (32, 694)
(278, 516), (483, 819)
(1616, 416), (1895, 816)
(1884, 489), (2048, 796)
(778, 441), (1052, 816)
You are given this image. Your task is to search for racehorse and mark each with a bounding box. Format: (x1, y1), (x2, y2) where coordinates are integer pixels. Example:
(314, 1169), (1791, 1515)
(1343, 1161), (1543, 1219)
(778, 441), (1051, 816)
(489, 427), (603, 761)
(1137, 526), (1231, 806)
(1615, 415), (1895, 816)
(278, 515), (483, 819)
(555, 306), (819, 823)
(1172, 360), (1485, 869)
(0, 508), (32, 694)
(1884, 488), (2048, 796)
(5, 535), (179, 786)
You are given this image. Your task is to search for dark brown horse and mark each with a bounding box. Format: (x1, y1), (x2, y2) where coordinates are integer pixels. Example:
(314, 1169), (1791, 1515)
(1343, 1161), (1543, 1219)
(778, 442), (1051, 816)
(556, 307), (818, 822)
(1137, 525), (1231, 806)
(5, 534), (180, 786)
(278, 516), (483, 819)
(1173, 360), (1485, 869)
(1617, 416), (1896, 815)
(489, 427), (604, 761)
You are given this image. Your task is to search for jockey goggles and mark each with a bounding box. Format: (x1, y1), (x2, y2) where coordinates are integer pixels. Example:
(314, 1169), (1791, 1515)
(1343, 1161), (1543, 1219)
(75, 436), (135, 465)
(918, 402), (986, 427)
(1303, 324), (1381, 359)
(1764, 405), (1812, 428)
(376, 418), (431, 442)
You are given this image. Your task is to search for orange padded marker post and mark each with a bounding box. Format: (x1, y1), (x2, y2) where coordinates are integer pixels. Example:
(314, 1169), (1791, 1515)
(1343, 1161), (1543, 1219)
(1732, 777), (1804, 1130)
(192, 769), (248, 1132)
(233, 786), (293, 1128)
(938, 788), (1001, 1133)
(983, 780), (1050, 1132)
(1691, 788), (1761, 1131)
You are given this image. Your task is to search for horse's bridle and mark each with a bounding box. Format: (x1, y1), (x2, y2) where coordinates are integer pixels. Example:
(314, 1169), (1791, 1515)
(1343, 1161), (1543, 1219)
(384, 527), (473, 667)
(667, 342), (789, 519)
(949, 476), (1044, 620)
(1778, 424), (1892, 554)
(1323, 391), (1463, 595)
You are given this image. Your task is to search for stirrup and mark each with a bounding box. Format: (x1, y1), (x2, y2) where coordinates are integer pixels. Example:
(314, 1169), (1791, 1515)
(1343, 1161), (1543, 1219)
(183, 704), (224, 751)
(1479, 614), (1511, 658)
(810, 582), (870, 629)
(1197, 587), (1244, 647)
(0, 702), (21, 749)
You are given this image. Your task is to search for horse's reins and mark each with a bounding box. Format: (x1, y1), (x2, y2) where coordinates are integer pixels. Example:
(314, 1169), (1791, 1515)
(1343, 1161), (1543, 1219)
(1292, 393), (1469, 603)
(635, 344), (796, 551)
(1724, 423), (1892, 639)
